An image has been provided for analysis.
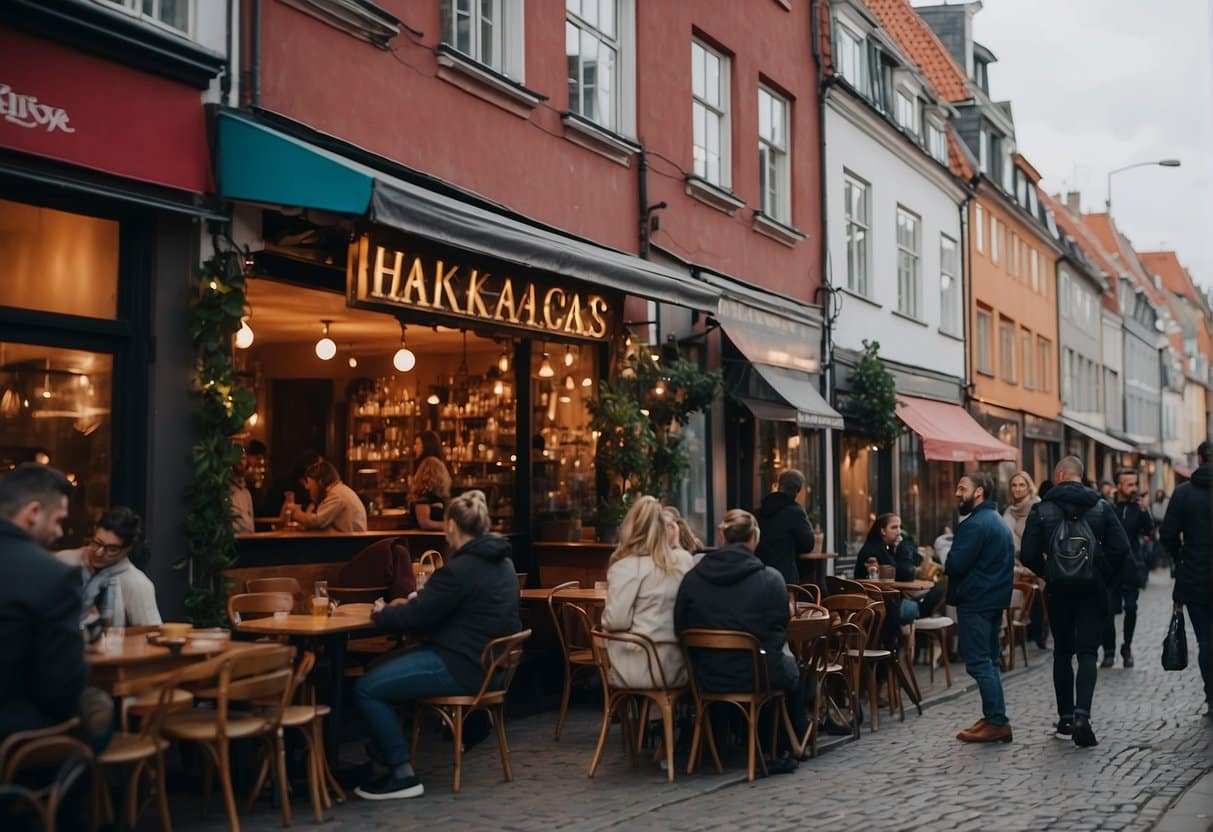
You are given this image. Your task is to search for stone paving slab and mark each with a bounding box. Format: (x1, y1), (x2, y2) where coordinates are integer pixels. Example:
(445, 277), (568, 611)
(164, 571), (1211, 831)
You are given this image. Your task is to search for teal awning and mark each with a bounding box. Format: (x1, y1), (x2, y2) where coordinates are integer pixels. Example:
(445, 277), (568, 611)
(214, 111), (719, 312)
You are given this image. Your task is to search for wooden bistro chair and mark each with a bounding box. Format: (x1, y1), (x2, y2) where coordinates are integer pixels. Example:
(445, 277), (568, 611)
(1002, 580), (1037, 670)
(0, 717), (96, 832)
(824, 575), (868, 596)
(547, 581), (597, 740)
(162, 645), (295, 832)
(786, 612), (835, 757)
(823, 595), (896, 731)
(913, 578), (954, 689)
(227, 592), (295, 626)
(245, 577), (303, 597)
(411, 629), (532, 793)
(679, 629), (800, 783)
(587, 626), (687, 782)
(787, 583), (821, 615)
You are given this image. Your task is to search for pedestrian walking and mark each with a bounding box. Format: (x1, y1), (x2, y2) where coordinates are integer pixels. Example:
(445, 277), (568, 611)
(945, 471), (1015, 743)
(1020, 456), (1131, 747)
(1158, 440), (1212, 715)
(1103, 469), (1153, 668)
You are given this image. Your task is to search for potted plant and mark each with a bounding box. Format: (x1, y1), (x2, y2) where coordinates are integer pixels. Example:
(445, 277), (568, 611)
(842, 339), (903, 449)
(587, 384), (654, 541)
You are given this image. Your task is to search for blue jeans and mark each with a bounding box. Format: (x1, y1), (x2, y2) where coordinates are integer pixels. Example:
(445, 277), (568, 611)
(354, 647), (465, 766)
(956, 607), (1007, 726)
(899, 598), (920, 625)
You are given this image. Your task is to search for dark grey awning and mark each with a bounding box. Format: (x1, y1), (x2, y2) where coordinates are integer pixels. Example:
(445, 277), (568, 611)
(732, 362), (843, 430)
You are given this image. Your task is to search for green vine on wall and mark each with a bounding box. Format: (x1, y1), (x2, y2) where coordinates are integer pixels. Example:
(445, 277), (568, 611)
(175, 251), (256, 626)
(842, 339), (903, 449)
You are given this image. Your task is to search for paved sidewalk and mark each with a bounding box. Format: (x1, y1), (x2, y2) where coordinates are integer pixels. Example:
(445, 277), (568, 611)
(170, 571), (1210, 831)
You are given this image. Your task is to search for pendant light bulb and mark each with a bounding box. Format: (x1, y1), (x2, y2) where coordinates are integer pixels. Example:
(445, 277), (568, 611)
(393, 323), (416, 372)
(564, 375), (575, 391)
(348, 355), (358, 369)
(582, 376), (593, 387)
(315, 321), (336, 361)
(538, 353), (555, 378)
(498, 347), (510, 374)
(235, 318), (255, 349)
(426, 392), (441, 406)
(493, 379), (505, 396)
(563, 345), (575, 367)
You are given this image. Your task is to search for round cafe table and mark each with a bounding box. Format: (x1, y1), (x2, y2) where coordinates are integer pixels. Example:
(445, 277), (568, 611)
(866, 578), (935, 599)
(87, 630), (241, 696)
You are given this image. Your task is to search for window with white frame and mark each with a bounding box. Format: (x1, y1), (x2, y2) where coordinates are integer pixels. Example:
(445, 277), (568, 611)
(999, 319), (1016, 383)
(692, 40), (730, 187)
(975, 203), (984, 253)
(834, 24), (866, 93)
(940, 234), (961, 336)
(896, 207), (921, 319)
(927, 121), (946, 164)
(442, 0), (524, 79)
(976, 309), (993, 374)
(843, 173), (870, 296)
(895, 90), (918, 136)
(1059, 272), (1072, 319)
(978, 127), (989, 174)
(757, 87), (790, 222)
(1062, 347), (1074, 404)
(100, 0), (191, 35)
(567, 0), (621, 131)
(1022, 329), (1036, 390)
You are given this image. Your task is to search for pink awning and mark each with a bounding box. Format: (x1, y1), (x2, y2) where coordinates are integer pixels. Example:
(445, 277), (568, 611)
(896, 395), (1020, 463)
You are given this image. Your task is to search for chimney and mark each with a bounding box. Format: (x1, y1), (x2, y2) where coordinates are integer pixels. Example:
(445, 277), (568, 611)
(1065, 191), (1082, 214)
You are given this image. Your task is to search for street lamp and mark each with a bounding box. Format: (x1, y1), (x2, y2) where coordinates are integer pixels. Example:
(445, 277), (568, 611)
(1105, 159), (1181, 213)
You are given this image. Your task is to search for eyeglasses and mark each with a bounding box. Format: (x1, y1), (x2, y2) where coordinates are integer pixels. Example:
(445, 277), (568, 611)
(87, 538), (126, 556)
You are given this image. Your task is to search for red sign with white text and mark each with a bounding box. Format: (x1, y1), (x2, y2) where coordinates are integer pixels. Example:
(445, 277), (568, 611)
(0, 28), (211, 193)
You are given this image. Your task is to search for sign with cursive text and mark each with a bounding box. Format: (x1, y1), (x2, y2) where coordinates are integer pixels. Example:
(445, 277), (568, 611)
(0, 84), (74, 133)
(347, 234), (615, 340)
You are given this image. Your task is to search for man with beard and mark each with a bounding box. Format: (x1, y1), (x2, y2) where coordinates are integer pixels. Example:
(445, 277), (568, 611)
(945, 471), (1015, 743)
(1020, 456), (1129, 748)
(1103, 468), (1153, 668)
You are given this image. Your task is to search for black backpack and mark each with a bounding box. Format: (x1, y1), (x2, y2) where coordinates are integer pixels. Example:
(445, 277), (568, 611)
(1046, 504), (1101, 588)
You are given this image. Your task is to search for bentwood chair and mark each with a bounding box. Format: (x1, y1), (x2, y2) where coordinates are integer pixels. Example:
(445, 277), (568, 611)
(787, 583), (822, 615)
(1002, 580), (1037, 670)
(245, 577), (303, 597)
(547, 581), (595, 740)
(823, 595), (896, 731)
(825, 575), (868, 597)
(786, 613), (835, 757)
(587, 626), (687, 782)
(0, 717), (96, 832)
(226, 592), (295, 626)
(411, 630), (532, 792)
(679, 629), (800, 782)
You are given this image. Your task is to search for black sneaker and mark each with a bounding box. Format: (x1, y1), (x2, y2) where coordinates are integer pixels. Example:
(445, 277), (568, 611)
(1072, 714), (1098, 748)
(1054, 717), (1073, 739)
(1100, 653), (1115, 669)
(1121, 645), (1135, 668)
(355, 773), (425, 801)
(765, 752), (798, 775)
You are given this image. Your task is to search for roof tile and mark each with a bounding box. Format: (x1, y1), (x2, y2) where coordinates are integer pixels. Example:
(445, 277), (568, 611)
(864, 0), (970, 102)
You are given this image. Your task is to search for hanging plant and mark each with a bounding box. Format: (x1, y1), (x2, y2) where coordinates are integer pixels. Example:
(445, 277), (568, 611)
(175, 250), (256, 626)
(842, 339), (902, 448)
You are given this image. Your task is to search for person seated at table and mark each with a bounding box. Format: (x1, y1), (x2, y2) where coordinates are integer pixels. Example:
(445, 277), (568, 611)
(601, 497), (693, 689)
(674, 509), (806, 752)
(663, 506), (704, 561)
(284, 460), (367, 533)
(354, 490), (521, 801)
(230, 451), (255, 535)
(339, 535), (417, 601)
(854, 513), (922, 625)
(407, 456), (450, 532)
(57, 506), (162, 628)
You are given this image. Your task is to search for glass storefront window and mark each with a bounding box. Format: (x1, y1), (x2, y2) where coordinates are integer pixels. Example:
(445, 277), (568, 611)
(839, 435), (879, 557)
(532, 344), (597, 540)
(897, 432), (960, 552)
(756, 421), (824, 546)
(0, 199), (119, 319)
(0, 343), (113, 546)
(670, 408), (710, 545)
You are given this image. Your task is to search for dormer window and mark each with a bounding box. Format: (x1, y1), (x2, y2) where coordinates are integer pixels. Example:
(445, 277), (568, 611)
(895, 89), (918, 137)
(927, 120), (946, 164)
(835, 24), (867, 95)
(974, 59), (989, 94)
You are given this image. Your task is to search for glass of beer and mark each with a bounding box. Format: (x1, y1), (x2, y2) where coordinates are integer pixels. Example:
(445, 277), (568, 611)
(312, 581), (329, 618)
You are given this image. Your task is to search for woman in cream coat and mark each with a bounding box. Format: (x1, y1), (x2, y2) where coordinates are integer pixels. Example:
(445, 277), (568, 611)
(601, 498), (694, 689)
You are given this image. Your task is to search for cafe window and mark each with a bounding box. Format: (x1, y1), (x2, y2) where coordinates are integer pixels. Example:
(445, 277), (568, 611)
(669, 408), (710, 546)
(531, 342), (598, 541)
(897, 431), (958, 552)
(0, 198), (119, 319)
(756, 421), (823, 545)
(0, 343), (113, 546)
(839, 434), (879, 558)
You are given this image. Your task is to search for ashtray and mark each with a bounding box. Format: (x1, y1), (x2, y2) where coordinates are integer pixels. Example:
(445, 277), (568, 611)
(149, 635), (188, 655)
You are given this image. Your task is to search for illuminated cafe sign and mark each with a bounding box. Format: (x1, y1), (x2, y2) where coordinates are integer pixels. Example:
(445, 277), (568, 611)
(347, 235), (613, 339)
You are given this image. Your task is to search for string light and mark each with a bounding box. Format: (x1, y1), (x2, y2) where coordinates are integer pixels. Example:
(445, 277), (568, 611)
(538, 352), (555, 378)
(348, 355), (358, 369)
(235, 317), (254, 349)
(314, 321), (336, 361)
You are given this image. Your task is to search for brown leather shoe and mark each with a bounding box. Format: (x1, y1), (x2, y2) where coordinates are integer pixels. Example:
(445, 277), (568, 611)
(957, 721), (1013, 743)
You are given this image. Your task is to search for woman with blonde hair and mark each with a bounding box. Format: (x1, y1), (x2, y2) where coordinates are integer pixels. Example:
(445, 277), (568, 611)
(662, 505), (704, 561)
(408, 456), (452, 531)
(601, 496), (694, 688)
(1001, 470), (1038, 554)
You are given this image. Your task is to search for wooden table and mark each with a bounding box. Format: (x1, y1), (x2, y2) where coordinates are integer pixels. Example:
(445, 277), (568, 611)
(519, 586), (607, 604)
(797, 552), (839, 588)
(867, 578), (936, 598)
(235, 611), (377, 765)
(87, 632), (241, 696)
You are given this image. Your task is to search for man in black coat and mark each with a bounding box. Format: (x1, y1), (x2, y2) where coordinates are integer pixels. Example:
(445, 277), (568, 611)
(1103, 468), (1154, 668)
(0, 463), (91, 742)
(1021, 456), (1130, 749)
(754, 470), (816, 586)
(1160, 440), (1212, 713)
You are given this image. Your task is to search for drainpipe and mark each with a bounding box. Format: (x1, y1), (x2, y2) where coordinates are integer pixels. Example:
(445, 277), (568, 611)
(959, 190), (974, 402)
(221, 0), (234, 103)
(250, 0), (262, 108)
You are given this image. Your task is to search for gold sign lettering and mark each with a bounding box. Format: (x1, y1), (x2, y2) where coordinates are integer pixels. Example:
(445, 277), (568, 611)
(348, 236), (613, 340)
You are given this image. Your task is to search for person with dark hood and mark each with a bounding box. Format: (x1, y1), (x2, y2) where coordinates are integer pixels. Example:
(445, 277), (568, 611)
(354, 490), (520, 801)
(1020, 455), (1130, 748)
(1159, 440), (1212, 715)
(754, 469), (815, 585)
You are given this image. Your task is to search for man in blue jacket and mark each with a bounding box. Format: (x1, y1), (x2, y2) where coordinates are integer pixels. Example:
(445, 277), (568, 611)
(945, 470), (1015, 743)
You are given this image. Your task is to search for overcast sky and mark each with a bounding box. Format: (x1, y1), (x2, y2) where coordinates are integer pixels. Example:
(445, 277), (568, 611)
(915, 0), (1213, 293)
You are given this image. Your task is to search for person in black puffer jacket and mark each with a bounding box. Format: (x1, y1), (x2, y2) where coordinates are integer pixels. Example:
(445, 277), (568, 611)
(1021, 456), (1130, 748)
(675, 508), (805, 748)
(755, 469), (816, 586)
(354, 490), (521, 802)
(1160, 440), (1212, 712)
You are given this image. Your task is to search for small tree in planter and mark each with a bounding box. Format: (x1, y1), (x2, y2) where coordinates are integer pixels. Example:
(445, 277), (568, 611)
(176, 251), (256, 626)
(842, 339), (902, 449)
(587, 383), (655, 539)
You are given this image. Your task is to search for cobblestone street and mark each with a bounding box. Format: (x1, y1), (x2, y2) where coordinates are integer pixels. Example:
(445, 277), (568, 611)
(176, 571), (1211, 832)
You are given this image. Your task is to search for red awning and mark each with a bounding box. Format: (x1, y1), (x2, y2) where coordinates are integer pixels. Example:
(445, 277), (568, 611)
(896, 395), (1020, 463)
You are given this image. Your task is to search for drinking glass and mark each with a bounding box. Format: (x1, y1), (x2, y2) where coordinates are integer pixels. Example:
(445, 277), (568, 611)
(312, 581), (329, 618)
(867, 566), (879, 581)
